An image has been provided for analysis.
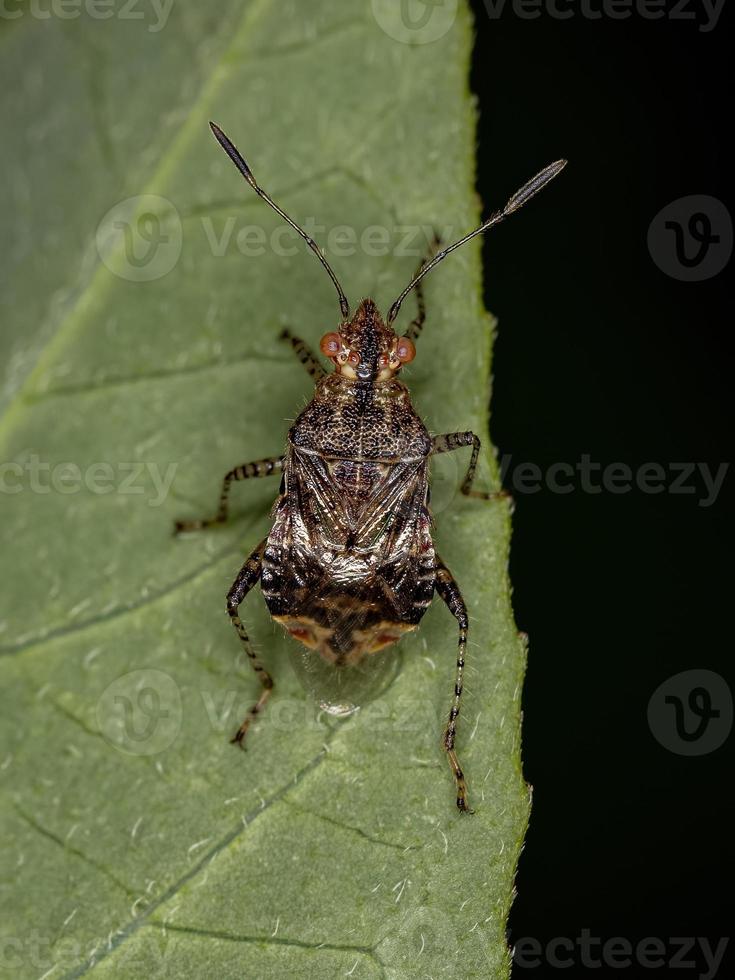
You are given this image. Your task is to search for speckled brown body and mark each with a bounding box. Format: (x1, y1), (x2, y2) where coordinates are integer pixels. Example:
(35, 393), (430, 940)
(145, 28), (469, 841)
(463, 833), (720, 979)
(176, 121), (565, 811)
(263, 349), (435, 665)
(176, 291), (488, 814)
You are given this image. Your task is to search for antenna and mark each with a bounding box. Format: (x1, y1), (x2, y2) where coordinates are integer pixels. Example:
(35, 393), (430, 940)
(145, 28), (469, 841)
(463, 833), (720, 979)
(210, 122), (350, 319)
(387, 159), (567, 326)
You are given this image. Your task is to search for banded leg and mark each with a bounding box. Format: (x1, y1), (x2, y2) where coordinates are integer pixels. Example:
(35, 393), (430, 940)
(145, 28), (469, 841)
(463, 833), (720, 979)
(431, 431), (509, 501)
(280, 327), (326, 381)
(434, 556), (473, 814)
(173, 456), (283, 533)
(227, 539), (273, 746)
(405, 233), (441, 343)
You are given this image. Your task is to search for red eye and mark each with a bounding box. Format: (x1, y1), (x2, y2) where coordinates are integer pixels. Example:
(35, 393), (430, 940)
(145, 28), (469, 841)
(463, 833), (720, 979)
(320, 332), (342, 357)
(395, 336), (416, 364)
(347, 351), (360, 367)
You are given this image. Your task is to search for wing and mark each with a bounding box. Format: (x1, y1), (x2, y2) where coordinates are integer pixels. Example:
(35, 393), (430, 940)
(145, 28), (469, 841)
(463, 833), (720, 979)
(262, 447), (436, 666)
(284, 445), (432, 567)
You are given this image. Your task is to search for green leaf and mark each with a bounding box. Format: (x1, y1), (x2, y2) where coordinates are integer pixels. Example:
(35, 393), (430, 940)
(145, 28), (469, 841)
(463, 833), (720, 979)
(0, 2), (529, 977)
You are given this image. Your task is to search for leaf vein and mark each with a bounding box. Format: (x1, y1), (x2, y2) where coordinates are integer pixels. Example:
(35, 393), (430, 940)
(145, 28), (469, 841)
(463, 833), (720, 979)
(60, 732), (339, 979)
(12, 803), (136, 900)
(282, 799), (422, 854)
(147, 921), (386, 974)
(0, 541), (243, 658)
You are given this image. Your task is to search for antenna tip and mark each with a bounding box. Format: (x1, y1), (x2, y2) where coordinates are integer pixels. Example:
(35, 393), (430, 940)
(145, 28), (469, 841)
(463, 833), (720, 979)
(209, 122), (255, 182)
(542, 159), (568, 181)
(504, 157), (568, 215)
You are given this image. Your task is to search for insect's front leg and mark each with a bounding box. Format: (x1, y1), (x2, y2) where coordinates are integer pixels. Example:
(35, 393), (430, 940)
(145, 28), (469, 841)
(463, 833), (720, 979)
(434, 556), (473, 814)
(174, 456), (284, 533)
(226, 538), (274, 747)
(280, 327), (327, 381)
(431, 431), (509, 501)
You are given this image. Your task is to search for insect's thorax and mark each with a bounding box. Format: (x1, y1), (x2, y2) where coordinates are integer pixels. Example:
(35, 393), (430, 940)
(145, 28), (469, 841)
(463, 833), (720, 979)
(262, 374), (436, 667)
(289, 373), (432, 462)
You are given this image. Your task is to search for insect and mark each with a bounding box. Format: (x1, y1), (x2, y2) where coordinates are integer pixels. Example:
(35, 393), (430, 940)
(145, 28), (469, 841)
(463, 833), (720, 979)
(175, 121), (566, 812)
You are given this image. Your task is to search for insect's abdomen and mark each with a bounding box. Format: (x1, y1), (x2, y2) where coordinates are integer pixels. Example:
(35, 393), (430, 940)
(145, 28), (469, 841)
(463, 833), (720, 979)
(261, 495), (435, 668)
(261, 538), (434, 660)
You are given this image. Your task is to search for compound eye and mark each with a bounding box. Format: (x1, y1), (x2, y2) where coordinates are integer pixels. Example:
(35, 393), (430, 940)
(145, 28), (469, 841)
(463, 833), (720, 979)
(347, 351), (360, 368)
(395, 336), (416, 364)
(319, 332), (342, 357)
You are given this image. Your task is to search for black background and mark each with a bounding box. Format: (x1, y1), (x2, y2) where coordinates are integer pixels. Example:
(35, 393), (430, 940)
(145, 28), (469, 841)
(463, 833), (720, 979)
(468, 0), (732, 975)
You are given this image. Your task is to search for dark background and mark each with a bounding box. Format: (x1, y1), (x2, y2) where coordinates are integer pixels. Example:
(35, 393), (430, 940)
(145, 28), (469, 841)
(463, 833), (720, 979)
(468, 1), (732, 975)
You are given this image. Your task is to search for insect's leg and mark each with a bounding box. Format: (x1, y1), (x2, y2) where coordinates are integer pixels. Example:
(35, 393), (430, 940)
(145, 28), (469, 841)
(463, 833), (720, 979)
(279, 328), (327, 381)
(174, 456), (284, 533)
(434, 556), (473, 814)
(227, 539), (273, 747)
(431, 431), (509, 501)
(405, 233), (441, 343)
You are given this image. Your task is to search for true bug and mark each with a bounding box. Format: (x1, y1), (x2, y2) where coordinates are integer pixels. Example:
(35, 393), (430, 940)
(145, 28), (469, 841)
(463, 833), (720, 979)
(175, 122), (565, 812)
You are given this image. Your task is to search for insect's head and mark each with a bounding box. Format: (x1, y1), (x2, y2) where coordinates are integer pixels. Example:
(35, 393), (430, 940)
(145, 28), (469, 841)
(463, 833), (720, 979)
(208, 122), (567, 379)
(319, 299), (415, 383)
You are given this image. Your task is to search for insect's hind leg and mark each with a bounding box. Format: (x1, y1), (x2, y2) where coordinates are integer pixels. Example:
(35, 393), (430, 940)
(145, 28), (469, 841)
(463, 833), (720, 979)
(431, 431), (509, 501)
(434, 556), (473, 813)
(226, 539), (273, 746)
(405, 233), (441, 343)
(174, 456), (283, 533)
(280, 328), (326, 381)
